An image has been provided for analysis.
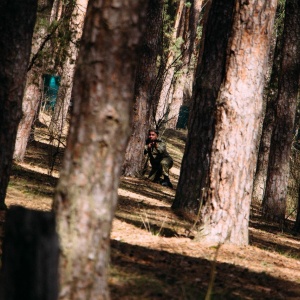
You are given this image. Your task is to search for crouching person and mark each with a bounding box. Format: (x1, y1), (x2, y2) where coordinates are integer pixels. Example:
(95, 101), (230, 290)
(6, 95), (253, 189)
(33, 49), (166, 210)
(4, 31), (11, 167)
(144, 129), (173, 188)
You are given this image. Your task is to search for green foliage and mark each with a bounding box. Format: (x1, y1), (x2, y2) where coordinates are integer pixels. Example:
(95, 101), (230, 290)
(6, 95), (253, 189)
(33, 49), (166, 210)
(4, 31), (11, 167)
(30, 0), (81, 75)
(161, 0), (178, 59)
(274, 0), (285, 35)
(185, 2), (191, 8)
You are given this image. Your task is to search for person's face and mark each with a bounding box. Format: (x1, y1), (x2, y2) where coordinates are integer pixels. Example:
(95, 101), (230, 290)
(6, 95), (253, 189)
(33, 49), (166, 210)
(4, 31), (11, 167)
(148, 131), (158, 141)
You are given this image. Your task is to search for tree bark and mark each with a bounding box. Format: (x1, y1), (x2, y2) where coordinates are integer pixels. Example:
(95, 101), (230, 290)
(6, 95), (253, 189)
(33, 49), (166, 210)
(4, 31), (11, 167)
(294, 184), (300, 232)
(251, 6), (284, 203)
(52, 1), (148, 299)
(173, 0), (236, 213)
(167, 0), (203, 129)
(0, 0), (38, 207)
(155, 0), (185, 128)
(122, 0), (164, 177)
(173, 0), (278, 245)
(263, 0), (300, 222)
(13, 71), (42, 161)
(14, 0), (57, 161)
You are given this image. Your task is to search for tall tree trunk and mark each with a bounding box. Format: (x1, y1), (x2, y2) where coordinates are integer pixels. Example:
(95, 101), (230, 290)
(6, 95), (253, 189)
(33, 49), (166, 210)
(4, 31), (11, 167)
(155, 0), (185, 128)
(0, 0), (37, 207)
(167, 0), (203, 129)
(172, 0), (235, 213)
(122, 0), (164, 177)
(52, 1), (148, 299)
(14, 1), (57, 161)
(263, 0), (300, 222)
(251, 7), (284, 203)
(294, 185), (300, 232)
(173, 0), (278, 245)
(14, 72), (42, 161)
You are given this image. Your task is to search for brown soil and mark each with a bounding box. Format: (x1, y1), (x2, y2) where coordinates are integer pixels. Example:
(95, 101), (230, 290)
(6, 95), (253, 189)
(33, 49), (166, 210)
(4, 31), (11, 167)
(5, 128), (300, 300)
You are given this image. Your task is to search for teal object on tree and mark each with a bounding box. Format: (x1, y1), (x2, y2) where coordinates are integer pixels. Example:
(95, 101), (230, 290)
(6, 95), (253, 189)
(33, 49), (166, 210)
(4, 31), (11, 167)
(42, 74), (60, 110)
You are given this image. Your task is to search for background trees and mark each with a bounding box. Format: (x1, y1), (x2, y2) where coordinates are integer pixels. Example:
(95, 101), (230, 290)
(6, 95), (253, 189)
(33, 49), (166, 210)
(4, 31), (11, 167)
(13, 1), (56, 161)
(14, 0), (88, 163)
(52, 1), (148, 298)
(123, 0), (204, 178)
(1, 0), (300, 295)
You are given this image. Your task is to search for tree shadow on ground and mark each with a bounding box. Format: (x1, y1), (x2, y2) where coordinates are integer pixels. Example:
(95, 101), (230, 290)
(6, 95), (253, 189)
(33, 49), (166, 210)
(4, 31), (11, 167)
(249, 204), (300, 259)
(11, 164), (58, 194)
(11, 164), (58, 187)
(118, 194), (173, 212)
(250, 234), (300, 260)
(119, 178), (175, 205)
(115, 215), (179, 238)
(23, 140), (64, 173)
(110, 240), (300, 300)
(163, 128), (187, 143)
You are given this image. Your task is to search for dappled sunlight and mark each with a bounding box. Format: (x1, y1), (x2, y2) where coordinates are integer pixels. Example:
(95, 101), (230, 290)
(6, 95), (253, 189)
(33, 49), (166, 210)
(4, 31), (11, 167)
(170, 166), (180, 176)
(16, 161), (60, 178)
(5, 127), (300, 300)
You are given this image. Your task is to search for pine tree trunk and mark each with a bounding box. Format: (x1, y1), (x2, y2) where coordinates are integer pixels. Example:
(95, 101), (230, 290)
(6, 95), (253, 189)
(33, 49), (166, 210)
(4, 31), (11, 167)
(263, 0), (300, 222)
(167, 0), (203, 129)
(14, 71), (42, 161)
(294, 185), (300, 232)
(155, 0), (185, 128)
(0, 0), (38, 207)
(252, 14), (283, 203)
(122, 0), (164, 177)
(52, 1), (148, 299)
(173, 0), (277, 245)
(200, 0), (277, 245)
(14, 1), (55, 161)
(173, 0), (236, 213)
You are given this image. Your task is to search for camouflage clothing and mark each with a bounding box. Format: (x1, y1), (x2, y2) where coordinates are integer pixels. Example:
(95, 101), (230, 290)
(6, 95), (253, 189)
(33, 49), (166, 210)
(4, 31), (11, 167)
(144, 138), (173, 182)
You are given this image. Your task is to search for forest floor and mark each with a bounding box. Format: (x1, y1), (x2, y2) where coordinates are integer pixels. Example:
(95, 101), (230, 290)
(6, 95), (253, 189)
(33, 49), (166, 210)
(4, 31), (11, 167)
(4, 124), (300, 300)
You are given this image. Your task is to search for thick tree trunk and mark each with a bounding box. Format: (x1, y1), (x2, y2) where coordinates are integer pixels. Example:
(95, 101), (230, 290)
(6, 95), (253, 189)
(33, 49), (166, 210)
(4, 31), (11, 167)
(0, 0), (38, 207)
(122, 0), (164, 177)
(52, 1), (148, 299)
(173, 0), (277, 246)
(173, 0), (236, 213)
(263, 0), (300, 222)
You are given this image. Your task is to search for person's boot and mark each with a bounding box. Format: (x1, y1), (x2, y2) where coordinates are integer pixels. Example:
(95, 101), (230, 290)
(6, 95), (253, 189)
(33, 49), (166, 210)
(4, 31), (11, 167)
(161, 176), (173, 188)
